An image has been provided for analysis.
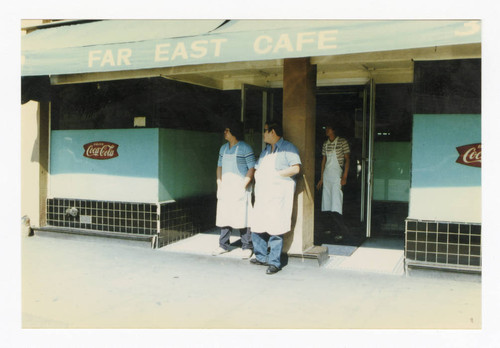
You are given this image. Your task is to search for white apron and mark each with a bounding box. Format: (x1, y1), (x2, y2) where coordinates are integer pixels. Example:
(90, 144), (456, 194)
(251, 151), (295, 235)
(321, 138), (343, 214)
(215, 144), (252, 228)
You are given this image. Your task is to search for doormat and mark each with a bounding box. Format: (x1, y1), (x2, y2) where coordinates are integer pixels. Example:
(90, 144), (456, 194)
(323, 244), (358, 256)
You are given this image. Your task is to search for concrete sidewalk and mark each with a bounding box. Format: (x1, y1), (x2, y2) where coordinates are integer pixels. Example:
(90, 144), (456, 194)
(162, 228), (405, 275)
(21, 231), (481, 331)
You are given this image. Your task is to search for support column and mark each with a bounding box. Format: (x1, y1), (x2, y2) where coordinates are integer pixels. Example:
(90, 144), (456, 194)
(21, 101), (49, 229)
(38, 102), (50, 227)
(282, 58), (316, 255)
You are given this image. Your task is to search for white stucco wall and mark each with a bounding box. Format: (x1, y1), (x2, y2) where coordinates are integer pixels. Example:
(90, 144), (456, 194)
(408, 187), (482, 223)
(21, 101), (41, 227)
(20, 20), (45, 228)
(49, 174), (159, 203)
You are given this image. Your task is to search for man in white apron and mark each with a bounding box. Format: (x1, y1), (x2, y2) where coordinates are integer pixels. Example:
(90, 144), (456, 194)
(213, 121), (256, 259)
(316, 124), (351, 242)
(250, 121), (301, 274)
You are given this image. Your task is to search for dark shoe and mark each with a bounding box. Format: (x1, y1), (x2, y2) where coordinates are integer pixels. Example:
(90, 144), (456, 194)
(250, 258), (267, 266)
(334, 235), (343, 242)
(266, 265), (280, 274)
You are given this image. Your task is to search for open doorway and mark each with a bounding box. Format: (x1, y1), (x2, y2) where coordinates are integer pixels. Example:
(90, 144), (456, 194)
(314, 84), (413, 247)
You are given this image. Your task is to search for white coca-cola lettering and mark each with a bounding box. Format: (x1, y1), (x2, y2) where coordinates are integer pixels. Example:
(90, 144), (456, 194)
(462, 145), (481, 164)
(83, 141), (119, 160)
(456, 143), (481, 168)
(86, 144), (115, 157)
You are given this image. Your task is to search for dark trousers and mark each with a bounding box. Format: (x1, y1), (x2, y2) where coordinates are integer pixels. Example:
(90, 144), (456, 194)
(219, 226), (253, 250)
(328, 212), (351, 238)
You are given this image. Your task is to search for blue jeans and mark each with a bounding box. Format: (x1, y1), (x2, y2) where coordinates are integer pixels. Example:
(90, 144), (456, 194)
(251, 232), (283, 268)
(219, 227), (253, 250)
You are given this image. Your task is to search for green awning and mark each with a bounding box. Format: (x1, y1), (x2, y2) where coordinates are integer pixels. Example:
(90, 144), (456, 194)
(21, 19), (481, 77)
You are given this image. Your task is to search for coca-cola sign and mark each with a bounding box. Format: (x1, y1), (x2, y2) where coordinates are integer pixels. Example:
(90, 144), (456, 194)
(456, 143), (481, 168)
(83, 141), (119, 160)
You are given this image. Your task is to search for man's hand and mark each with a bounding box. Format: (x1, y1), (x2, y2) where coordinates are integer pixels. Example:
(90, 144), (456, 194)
(316, 179), (323, 190)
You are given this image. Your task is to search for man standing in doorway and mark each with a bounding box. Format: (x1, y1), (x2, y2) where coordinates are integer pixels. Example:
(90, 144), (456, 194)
(250, 121), (301, 275)
(317, 124), (351, 242)
(213, 120), (256, 259)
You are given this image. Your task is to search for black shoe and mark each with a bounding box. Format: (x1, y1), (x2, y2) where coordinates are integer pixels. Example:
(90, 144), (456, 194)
(266, 265), (280, 274)
(250, 258), (267, 266)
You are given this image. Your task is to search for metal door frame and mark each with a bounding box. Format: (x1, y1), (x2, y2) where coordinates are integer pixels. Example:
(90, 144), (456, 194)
(241, 84), (274, 152)
(361, 79), (376, 238)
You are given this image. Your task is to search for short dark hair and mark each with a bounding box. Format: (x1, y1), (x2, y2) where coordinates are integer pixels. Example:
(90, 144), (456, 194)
(265, 121), (283, 137)
(225, 119), (244, 140)
(325, 123), (336, 131)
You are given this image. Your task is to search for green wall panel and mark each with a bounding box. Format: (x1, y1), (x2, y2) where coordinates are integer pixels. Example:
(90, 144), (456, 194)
(373, 142), (411, 202)
(159, 129), (223, 201)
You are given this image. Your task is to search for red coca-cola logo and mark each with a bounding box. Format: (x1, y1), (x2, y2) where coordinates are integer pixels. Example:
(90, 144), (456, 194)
(83, 141), (119, 160)
(456, 143), (481, 168)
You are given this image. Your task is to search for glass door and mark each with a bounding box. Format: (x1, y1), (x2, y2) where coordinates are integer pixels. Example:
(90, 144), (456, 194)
(241, 84), (274, 156)
(343, 79), (375, 239)
(314, 80), (375, 245)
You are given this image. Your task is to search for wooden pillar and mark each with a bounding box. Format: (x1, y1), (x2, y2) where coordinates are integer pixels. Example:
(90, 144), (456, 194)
(282, 58), (316, 254)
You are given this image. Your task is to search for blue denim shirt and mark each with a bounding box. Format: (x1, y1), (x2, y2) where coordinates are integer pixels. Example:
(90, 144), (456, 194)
(256, 138), (301, 177)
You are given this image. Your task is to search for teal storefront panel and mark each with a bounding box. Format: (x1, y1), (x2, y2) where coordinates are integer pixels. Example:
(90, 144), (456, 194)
(411, 114), (481, 188)
(51, 128), (223, 202)
(50, 128), (159, 178)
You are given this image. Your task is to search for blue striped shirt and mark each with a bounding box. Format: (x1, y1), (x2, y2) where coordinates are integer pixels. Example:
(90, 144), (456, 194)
(217, 141), (256, 177)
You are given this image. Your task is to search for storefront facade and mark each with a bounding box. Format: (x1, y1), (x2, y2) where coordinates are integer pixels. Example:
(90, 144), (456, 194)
(21, 20), (481, 271)
(405, 59), (481, 272)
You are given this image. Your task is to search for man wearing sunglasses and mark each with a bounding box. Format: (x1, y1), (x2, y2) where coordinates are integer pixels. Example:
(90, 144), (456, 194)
(250, 121), (301, 274)
(213, 120), (256, 259)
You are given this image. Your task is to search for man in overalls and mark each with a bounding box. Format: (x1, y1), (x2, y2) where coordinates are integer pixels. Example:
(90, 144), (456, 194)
(250, 121), (301, 274)
(213, 120), (256, 259)
(316, 124), (351, 242)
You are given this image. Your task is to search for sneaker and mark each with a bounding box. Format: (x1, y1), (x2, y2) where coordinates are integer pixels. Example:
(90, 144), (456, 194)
(240, 249), (254, 259)
(212, 247), (229, 256)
